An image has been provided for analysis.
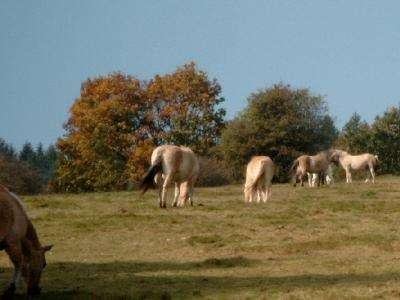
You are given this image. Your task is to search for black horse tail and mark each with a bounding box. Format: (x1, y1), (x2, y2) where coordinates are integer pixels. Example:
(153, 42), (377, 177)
(140, 159), (162, 194)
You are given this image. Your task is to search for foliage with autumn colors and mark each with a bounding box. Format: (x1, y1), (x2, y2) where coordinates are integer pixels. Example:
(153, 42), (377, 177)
(53, 63), (226, 192)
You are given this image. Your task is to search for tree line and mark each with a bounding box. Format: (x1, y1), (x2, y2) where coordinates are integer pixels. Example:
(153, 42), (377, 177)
(0, 140), (58, 194)
(2, 62), (400, 193)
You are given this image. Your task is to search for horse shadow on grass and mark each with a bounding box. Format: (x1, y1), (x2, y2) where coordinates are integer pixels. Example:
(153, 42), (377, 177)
(1, 256), (400, 299)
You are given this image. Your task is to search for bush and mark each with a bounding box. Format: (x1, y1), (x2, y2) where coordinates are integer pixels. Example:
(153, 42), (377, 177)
(196, 157), (236, 187)
(0, 157), (43, 194)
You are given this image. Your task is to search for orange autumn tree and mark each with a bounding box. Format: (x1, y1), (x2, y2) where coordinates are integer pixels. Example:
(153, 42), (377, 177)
(54, 73), (152, 192)
(147, 62), (225, 155)
(54, 63), (225, 192)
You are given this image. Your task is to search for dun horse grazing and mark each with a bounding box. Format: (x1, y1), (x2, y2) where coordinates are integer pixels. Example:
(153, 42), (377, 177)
(244, 156), (274, 203)
(290, 150), (335, 187)
(330, 150), (379, 183)
(140, 145), (199, 208)
(0, 185), (52, 296)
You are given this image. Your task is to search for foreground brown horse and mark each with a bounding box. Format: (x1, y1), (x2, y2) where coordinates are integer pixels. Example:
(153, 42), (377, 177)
(140, 145), (199, 208)
(244, 156), (274, 203)
(0, 185), (52, 296)
(290, 150), (335, 187)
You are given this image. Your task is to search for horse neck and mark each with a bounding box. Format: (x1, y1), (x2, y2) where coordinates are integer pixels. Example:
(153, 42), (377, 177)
(336, 151), (349, 166)
(25, 220), (42, 250)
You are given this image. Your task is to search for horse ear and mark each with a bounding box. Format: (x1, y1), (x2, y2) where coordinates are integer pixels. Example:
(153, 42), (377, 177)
(42, 245), (53, 252)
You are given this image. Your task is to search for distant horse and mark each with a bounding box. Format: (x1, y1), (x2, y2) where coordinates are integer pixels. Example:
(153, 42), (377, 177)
(244, 156), (274, 203)
(0, 185), (52, 297)
(307, 164), (334, 187)
(290, 150), (335, 187)
(330, 150), (379, 183)
(140, 145), (199, 208)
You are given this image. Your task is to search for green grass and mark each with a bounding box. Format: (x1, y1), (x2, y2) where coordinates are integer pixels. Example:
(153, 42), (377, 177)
(2, 176), (400, 299)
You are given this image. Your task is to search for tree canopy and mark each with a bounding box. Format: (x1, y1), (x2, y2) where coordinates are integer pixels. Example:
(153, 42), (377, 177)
(220, 83), (338, 182)
(54, 63), (225, 192)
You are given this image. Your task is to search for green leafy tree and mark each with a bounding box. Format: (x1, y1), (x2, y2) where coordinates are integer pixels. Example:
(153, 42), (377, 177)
(337, 113), (371, 154)
(220, 83), (338, 182)
(369, 106), (400, 174)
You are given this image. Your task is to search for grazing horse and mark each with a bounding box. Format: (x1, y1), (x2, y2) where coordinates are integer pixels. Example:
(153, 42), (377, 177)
(308, 164), (334, 187)
(140, 145), (199, 208)
(330, 150), (379, 183)
(290, 150), (335, 187)
(0, 185), (52, 296)
(244, 156), (274, 203)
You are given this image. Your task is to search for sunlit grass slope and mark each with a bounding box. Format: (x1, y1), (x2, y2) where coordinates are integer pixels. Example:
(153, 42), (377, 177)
(2, 176), (400, 299)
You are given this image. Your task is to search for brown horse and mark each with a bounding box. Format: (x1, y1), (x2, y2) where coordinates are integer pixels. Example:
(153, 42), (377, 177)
(0, 185), (52, 296)
(290, 150), (335, 187)
(140, 145), (199, 208)
(244, 156), (274, 203)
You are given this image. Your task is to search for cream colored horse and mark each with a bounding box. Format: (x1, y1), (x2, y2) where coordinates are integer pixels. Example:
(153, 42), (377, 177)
(290, 150), (334, 187)
(140, 145), (199, 208)
(0, 185), (52, 296)
(330, 150), (379, 183)
(244, 156), (274, 203)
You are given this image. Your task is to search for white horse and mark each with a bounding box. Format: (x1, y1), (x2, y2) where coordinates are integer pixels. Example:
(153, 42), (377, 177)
(244, 156), (274, 203)
(330, 150), (379, 183)
(140, 145), (199, 208)
(307, 165), (334, 187)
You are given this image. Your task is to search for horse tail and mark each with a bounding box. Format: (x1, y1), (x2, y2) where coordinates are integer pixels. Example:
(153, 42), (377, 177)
(373, 155), (380, 170)
(140, 155), (163, 194)
(244, 163), (265, 193)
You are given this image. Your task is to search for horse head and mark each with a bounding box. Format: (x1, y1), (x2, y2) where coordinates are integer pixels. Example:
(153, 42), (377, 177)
(23, 244), (53, 295)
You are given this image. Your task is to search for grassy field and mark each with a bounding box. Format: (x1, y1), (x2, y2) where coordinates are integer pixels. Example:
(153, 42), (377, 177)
(2, 176), (400, 299)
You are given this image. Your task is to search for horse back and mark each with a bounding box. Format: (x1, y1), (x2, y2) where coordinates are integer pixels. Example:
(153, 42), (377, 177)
(0, 189), (29, 244)
(0, 193), (15, 247)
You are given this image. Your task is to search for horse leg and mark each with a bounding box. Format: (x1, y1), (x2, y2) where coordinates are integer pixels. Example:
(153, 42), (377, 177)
(256, 183), (262, 203)
(172, 182), (180, 207)
(267, 186), (272, 202)
(154, 173), (163, 208)
(370, 166), (376, 184)
(188, 180), (195, 206)
(160, 174), (172, 208)
(313, 174), (319, 187)
(345, 168), (351, 183)
(263, 181), (271, 203)
(178, 182), (189, 207)
(248, 187), (254, 203)
(307, 173), (312, 187)
(3, 242), (23, 296)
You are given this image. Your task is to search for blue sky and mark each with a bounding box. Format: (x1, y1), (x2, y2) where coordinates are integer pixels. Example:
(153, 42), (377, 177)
(1, 1), (399, 148)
